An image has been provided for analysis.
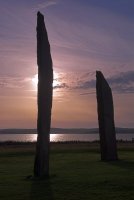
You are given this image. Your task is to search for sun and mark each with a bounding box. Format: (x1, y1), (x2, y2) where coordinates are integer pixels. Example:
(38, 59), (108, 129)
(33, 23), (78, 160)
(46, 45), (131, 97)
(32, 74), (38, 86)
(32, 71), (59, 89)
(53, 71), (59, 87)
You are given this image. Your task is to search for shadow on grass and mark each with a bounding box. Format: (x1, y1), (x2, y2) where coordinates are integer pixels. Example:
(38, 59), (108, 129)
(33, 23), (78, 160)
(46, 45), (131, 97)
(30, 178), (54, 200)
(106, 160), (134, 171)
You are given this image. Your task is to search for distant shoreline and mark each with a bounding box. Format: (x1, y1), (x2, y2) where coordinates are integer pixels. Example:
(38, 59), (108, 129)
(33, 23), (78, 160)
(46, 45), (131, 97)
(0, 127), (134, 134)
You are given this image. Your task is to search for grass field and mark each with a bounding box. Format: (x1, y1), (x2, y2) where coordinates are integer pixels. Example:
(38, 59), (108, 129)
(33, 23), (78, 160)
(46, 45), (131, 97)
(0, 142), (134, 200)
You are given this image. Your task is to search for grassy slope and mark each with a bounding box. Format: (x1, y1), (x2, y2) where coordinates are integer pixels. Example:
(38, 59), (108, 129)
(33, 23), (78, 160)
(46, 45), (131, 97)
(0, 143), (134, 200)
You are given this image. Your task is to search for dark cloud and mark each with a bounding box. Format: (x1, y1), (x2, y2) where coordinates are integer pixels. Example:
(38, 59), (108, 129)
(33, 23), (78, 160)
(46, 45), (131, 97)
(75, 79), (95, 89)
(74, 71), (134, 94)
(107, 71), (134, 85)
(107, 71), (134, 93)
(53, 83), (69, 89)
(79, 92), (95, 96)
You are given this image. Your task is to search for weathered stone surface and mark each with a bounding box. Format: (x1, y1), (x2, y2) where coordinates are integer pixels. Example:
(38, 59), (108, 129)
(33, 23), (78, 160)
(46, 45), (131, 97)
(34, 12), (53, 177)
(96, 71), (118, 161)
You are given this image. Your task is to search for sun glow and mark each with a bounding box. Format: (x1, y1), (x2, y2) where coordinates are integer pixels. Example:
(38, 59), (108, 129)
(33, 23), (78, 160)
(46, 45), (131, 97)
(53, 71), (59, 88)
(32, 71), (60, 91)
(32, 74), (38, 86)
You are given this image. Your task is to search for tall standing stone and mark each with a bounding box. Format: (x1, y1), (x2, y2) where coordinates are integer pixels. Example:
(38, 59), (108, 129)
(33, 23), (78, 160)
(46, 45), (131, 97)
(34, 12), (53, 177)
(96, 71), (118, 161)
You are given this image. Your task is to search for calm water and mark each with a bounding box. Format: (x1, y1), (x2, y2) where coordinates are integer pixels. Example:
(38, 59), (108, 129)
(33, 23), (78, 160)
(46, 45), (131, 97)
(0, 133), (134, 142)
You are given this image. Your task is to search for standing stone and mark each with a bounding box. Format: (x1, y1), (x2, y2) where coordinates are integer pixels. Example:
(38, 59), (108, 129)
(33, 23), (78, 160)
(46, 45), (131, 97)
(34, 12), (53, 177)
(96, 71), (118, 161)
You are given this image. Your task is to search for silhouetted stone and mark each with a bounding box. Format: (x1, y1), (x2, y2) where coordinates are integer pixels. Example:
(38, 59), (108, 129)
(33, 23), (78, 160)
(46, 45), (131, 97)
(96, 71), (118, 161)
(34, 12), (53, 177)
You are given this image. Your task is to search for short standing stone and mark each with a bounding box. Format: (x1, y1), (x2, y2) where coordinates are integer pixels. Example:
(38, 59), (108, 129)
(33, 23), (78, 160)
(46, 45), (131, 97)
(96, 71), (118, 161)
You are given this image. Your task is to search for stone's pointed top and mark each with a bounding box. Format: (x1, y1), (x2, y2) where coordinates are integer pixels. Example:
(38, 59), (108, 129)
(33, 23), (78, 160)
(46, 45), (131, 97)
(37, 11), (44, 20)
(96, 70), (101, 74)
(96, 71), (107, 80)
(37, 11), (43, 16)
(96, 71), (102, 76)
(96, 71), (111, 90)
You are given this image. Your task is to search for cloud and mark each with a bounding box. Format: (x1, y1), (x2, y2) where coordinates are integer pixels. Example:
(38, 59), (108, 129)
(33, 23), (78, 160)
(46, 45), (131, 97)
(32, 0), (59, 11)
(73, 71), (134, 94)
(52, 71), (95, 91)
(0, 75), (31, 89)
(1, 71), (133, 94)
(107, 71), (134, 85)
(53, 82), (69, 89)
(75, 79), (96, 90)
(79, 92), (95, 96)
(107, 71), (134, 93)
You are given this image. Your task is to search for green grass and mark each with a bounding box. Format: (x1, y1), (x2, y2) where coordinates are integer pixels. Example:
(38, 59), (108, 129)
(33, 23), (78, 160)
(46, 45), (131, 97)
(0, 143), (134, 200)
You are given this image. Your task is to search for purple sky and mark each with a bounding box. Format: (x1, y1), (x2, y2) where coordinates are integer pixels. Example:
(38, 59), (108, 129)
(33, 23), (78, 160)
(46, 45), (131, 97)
(0, 0), (134, 128)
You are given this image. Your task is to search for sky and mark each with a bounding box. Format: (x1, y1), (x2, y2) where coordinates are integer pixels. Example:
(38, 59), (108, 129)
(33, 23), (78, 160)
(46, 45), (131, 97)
(0, 0), (134, 128)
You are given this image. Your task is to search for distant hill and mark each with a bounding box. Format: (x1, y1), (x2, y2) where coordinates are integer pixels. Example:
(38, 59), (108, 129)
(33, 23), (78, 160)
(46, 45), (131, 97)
(0, 127), (134, 134)
(115, 127), (134, 133)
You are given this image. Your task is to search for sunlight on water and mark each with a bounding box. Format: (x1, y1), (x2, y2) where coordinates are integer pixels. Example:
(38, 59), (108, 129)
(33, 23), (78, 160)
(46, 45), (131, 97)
(30, 134), (37, 141)
(50, 134), (57, 141)
(30, 134), (58, 142)
(0, 134), (99, 142)
(0, 133), (134, 142)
